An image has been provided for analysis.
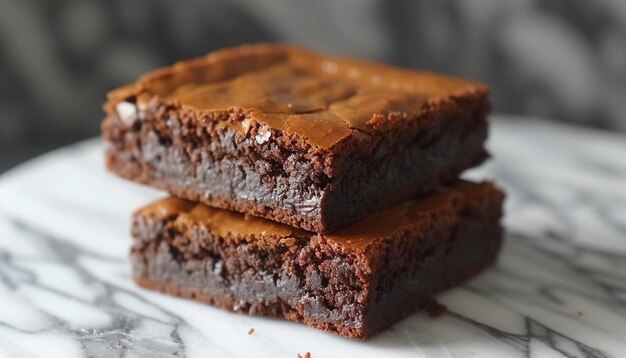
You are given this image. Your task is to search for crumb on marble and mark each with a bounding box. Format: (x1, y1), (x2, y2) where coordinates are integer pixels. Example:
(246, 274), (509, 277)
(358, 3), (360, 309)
(248, 328), (255, 335)
(297, 353), (311, 358)
(425, 297), (447, 317)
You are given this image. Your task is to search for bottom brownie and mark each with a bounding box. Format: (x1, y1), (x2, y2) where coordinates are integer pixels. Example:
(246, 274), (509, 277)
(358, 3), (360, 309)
(130, 180), (504, 340)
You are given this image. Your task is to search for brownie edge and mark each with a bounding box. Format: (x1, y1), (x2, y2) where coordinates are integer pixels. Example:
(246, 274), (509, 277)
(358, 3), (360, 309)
(130, 180), (504, 340)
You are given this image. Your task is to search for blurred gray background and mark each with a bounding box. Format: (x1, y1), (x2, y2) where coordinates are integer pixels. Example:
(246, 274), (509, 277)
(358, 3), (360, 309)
(0, 0), (625, 172)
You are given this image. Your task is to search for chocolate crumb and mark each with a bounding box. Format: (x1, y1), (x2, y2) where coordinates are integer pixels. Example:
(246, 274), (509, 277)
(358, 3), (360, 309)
(425, 297), (448, 317)
(297, 353), (311, 358)
(248, 328), (255, 335)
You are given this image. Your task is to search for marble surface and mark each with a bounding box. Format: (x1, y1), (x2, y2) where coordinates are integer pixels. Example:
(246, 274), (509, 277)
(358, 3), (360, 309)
(1, 116), (626, 358)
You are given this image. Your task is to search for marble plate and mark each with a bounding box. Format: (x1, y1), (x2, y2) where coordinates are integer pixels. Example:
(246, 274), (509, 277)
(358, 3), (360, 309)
(1, 116), (625, 358)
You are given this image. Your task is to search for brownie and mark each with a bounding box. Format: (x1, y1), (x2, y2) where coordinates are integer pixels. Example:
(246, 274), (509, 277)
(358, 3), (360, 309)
(131, 180), (504, 340)
(102, 44), (490, 233)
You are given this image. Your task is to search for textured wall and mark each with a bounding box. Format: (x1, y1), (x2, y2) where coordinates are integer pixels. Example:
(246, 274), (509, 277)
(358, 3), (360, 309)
(0, 0), (625, 170)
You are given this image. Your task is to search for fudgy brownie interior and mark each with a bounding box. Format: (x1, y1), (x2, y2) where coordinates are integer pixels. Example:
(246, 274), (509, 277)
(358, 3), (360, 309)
(103, 44), (490, 232)
(131, 180), (504, 340)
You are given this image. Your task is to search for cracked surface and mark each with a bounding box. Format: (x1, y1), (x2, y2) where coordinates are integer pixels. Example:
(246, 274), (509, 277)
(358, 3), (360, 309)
(130, 181), (505, 340)
(105, 43), (489, 149)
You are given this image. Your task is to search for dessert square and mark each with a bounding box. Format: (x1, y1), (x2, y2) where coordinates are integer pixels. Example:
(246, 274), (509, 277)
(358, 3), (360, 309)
(103, 44), (490, 232)
(130, 180), (504, 340)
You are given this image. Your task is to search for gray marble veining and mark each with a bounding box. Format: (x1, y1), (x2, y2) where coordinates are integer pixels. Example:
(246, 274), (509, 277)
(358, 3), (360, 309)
(0, 116), (625, 357)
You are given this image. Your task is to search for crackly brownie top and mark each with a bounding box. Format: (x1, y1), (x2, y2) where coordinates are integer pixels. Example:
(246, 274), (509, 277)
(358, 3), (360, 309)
(136, 181), (502, 250)
(107, 43), (488, 149)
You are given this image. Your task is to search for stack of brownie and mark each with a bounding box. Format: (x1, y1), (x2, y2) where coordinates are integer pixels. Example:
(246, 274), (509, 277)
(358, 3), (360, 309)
(101, 44), (504, 340)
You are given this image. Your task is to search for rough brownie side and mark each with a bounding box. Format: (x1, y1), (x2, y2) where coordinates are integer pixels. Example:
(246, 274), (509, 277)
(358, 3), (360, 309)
(103, 43), (490, 233)
(130, 181), (504, 340)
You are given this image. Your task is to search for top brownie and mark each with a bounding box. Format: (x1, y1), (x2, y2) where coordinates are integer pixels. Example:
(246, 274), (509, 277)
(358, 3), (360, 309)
(102, 43), (490, 233)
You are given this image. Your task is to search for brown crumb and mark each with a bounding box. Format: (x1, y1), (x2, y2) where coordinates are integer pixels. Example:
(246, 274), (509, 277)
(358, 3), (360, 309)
(248, 328), (255, 335)
(425, 297), (448, 317)
(297, 353), (311, 358)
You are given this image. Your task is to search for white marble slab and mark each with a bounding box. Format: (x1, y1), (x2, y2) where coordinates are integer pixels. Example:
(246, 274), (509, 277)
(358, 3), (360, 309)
(0, 116), (625, 358)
